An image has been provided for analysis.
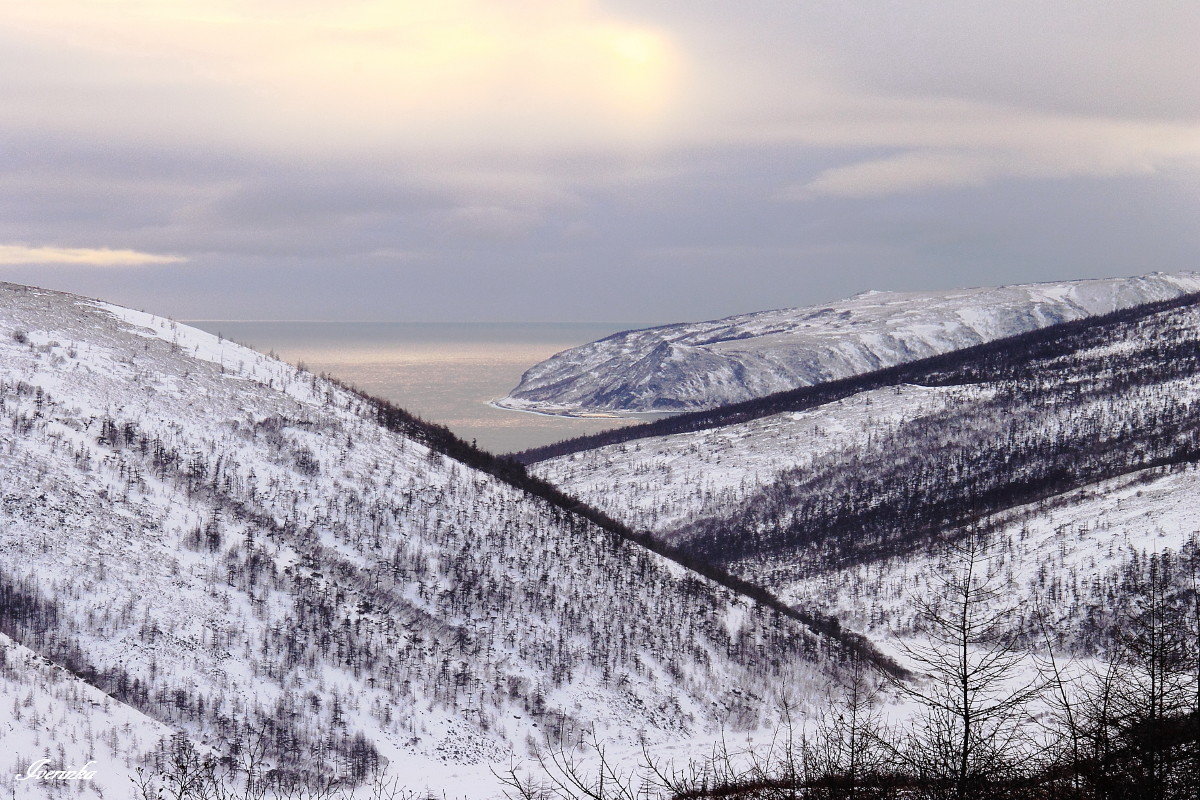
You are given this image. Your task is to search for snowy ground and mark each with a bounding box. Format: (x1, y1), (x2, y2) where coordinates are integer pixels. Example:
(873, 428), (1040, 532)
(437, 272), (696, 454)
(0, 632), (169, 799)
(777, 464), (1200, 643)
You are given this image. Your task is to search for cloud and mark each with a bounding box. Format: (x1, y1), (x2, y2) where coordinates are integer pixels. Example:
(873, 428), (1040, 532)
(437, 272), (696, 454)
(0, 245), (185, 267)
(787, 152), (1000, 199)
(432, 205), (541, 242)
(769, 97), (1200, 198)
(1, 1), (684, 152)
(4, 1), (1198, 198)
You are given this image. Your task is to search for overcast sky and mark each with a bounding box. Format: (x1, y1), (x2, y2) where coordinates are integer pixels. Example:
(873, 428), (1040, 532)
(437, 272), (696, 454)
(1, 1), (1198, 322)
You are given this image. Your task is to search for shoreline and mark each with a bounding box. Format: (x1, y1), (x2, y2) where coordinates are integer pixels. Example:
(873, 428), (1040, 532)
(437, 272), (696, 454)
(487, 399), (676, 421)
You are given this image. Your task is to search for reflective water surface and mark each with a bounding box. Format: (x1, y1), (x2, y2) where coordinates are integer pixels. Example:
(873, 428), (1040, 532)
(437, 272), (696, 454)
(187, 321), (658, 454)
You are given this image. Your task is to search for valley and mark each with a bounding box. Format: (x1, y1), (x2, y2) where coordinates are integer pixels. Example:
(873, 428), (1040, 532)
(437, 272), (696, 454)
(3, 278), (1200, 798)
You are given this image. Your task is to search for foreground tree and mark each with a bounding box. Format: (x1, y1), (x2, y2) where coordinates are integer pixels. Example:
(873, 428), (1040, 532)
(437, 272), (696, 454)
(889, 540), (1042, 800)
(1045, 551), (1200, 800)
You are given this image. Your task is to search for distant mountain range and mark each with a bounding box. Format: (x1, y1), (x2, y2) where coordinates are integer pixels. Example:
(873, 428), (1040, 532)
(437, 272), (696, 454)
(497, 272), (1200, 416)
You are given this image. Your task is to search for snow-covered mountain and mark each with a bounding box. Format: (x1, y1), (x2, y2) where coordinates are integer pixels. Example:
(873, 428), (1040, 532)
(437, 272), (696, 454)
(532, 290), (1200, 649)
(534, 382), (984, 537)
(498, 272), (1200, 416)
(0, 283), (859, 796)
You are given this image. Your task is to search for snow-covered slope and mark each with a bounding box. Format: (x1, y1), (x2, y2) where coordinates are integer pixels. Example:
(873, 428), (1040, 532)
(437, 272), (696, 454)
(535, 290), (1200, 651)
(499, 272), (1200, 416)
(0, 632), (169, 799)
(535, 383), (989, 537)
(0, 283), (847, 794)
(777, 464), (1200, 648)
(536, 291), (1200, 539)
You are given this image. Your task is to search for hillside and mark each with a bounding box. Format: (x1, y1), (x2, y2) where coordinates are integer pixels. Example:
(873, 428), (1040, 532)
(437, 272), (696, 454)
(533, 291), (1200, 648)
(0, 283), (858, 795)
(498, 271), (1200, 417)
(0, 631), (168, 798)
(777, 463), (1200, 649)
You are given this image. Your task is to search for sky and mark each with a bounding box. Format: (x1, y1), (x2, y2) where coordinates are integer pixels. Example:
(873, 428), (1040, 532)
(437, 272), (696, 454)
(1, 0), (1198, 323)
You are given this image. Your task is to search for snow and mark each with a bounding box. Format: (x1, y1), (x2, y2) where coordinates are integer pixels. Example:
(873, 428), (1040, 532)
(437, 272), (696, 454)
(536, 383), (992, 536)
(0, 282), (844, 797)
(776, 463), (1200, 647)
(0, 632), (170, 799)
(498, 271), (1200, 415)
(10, 277), (1194, 796)
(537, 289), (1200, 659)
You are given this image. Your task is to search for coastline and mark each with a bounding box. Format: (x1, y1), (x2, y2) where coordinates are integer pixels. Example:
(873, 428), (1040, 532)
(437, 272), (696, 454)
(488, 398), (677, 421)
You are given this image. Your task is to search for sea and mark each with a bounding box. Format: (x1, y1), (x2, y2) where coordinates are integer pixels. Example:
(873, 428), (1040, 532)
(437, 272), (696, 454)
(186, 320), (657, 454)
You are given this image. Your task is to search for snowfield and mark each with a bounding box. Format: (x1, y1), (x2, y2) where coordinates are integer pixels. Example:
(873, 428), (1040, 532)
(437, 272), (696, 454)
(6, 278), (1198, 797)
(777, 464), (1200, 644)
(0, 282), (849, 797)
(499, 271), (1200, 416)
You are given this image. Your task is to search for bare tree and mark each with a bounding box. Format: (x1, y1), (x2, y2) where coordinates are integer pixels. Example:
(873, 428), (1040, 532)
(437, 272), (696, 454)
(495, 729), (645, 800)
(889, 540), (1042, 800)
(818, 655), (896, 799)
(1080, 556), (1197, 800)
(132, 728), (420, 800)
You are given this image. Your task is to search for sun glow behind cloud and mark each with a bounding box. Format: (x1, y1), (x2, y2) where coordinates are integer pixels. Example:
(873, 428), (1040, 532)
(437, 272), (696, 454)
(5, 0), (1196, 192)
(3, 0), (683, 151)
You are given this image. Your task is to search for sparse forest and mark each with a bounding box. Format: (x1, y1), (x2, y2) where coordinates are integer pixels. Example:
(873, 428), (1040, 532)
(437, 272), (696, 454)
(137, 545), (1200, 799)
(0, 284), (866, 791)
(536, 294), (1200, 654)
(516, 291), (1200, 464)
